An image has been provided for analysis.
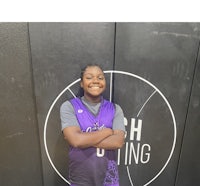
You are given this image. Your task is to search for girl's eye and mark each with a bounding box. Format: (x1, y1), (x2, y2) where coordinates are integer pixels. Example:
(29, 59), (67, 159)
(84, 75), (104, 80)
(85, 76), (93, 79)
(98, 76), (104, 80)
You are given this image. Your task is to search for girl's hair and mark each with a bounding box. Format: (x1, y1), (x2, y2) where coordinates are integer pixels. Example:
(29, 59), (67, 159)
(80, 64), (104, 80)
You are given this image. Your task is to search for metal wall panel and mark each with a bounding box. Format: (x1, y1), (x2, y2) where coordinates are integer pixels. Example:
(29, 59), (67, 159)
(29, 23), (115, 186)
(0, 23), (43, 186)
(114, 23), (200, 186)
(175, 42), (200, 186)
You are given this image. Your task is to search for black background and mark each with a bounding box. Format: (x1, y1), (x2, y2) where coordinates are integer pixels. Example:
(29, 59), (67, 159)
(0, 23), (200, 186)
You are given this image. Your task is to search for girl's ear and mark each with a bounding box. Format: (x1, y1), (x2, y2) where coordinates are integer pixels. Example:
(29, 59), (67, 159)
(80, 81), (83, 88)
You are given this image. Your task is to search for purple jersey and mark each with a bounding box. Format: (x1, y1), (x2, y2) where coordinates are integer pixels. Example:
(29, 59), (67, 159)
(69, 97), (119, 186)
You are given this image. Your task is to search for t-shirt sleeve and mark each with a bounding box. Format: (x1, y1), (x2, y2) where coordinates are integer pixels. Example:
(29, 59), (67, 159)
(60, 100), (80, 131)
(112, 104), (125, 132)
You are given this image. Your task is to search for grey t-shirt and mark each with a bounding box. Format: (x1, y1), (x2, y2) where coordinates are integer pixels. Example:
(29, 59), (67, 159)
(60, 96), (125, 132)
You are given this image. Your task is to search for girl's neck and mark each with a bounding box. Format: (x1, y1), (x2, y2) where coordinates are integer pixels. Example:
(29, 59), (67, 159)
(83, 95), (102, 103)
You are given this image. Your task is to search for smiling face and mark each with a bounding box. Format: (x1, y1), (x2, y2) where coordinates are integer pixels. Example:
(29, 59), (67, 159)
(81, 65), (106, 102)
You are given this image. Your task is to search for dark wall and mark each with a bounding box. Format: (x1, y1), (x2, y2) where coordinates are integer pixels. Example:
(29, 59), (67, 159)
(114, 23), (200, 186)
(0, 22), (200, 186)
(175, 35), (200, 186)
(0, 23), (43, 185)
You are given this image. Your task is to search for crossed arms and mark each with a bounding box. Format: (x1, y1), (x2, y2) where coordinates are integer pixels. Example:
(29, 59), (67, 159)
(63, 126), (125, 149)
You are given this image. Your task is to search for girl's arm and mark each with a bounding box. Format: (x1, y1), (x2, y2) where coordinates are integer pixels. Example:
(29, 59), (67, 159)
(94, 129), (125, 149)
(63, 126), (113, 148)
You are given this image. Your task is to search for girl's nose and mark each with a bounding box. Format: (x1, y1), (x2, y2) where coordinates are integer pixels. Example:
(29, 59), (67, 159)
(92, 77), (100, 82)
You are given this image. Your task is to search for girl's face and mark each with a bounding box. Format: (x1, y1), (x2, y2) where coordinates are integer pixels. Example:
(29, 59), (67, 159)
(81, 66), (106, 102)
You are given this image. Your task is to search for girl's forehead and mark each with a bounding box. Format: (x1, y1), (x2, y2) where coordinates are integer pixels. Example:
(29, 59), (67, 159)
(84, 66), (104, 74)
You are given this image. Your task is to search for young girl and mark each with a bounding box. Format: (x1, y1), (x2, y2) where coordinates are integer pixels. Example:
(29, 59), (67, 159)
(60, 64), (125, 186)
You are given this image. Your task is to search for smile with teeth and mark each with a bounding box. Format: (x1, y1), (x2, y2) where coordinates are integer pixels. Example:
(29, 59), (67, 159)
(89, 86), (101, 89)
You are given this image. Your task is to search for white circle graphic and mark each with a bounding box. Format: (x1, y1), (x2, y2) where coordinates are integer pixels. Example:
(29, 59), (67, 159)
(44, 70), (177, 186)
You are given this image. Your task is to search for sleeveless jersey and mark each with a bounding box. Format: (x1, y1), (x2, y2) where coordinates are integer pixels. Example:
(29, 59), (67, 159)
(69, 97), (119, 186)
